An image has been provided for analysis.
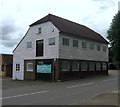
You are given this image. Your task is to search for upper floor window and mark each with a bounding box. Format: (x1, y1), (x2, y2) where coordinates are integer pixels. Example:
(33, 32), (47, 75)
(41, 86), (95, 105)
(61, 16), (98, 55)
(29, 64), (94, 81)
(97, 44), (101, 51)
(102, 46), (107, 52)
(38, 27), (41, 34)
(90, 43), (94, 50)
(82, 41), (87, 49)
(48, 37), (55, 45)
(63, 38), (69, 46)
(73, 40), (79, 47)
(16, 64), (20, 71)
(27, 42), (32, 49)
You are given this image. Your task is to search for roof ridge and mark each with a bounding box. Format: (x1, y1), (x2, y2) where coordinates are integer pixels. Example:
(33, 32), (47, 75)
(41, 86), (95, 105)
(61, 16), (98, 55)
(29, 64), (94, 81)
(29, 14), (108, 44)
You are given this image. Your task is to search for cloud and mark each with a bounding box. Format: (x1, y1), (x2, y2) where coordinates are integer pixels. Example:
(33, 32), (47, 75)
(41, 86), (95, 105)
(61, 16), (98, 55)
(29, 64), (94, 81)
(1, 17), (24, 48)
(1, 25), (17, 40)
(92, 0), (116, 12)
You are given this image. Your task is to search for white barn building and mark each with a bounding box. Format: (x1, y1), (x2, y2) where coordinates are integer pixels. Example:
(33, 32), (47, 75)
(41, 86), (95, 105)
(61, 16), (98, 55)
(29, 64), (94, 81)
(13, 14), (108, 81)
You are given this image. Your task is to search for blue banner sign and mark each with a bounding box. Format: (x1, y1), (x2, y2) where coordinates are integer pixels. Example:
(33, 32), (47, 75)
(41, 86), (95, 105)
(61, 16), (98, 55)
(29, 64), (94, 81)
(37, 64), (52, 73)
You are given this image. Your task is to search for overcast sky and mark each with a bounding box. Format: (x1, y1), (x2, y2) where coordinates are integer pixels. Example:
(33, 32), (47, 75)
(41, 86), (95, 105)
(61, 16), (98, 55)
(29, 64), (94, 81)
(0, 0), (119, 54)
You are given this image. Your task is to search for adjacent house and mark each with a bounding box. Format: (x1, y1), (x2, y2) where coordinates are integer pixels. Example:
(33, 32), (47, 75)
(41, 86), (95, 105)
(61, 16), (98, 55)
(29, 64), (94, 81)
(0, 54), (13, 77)
(13, 14), (108, 81)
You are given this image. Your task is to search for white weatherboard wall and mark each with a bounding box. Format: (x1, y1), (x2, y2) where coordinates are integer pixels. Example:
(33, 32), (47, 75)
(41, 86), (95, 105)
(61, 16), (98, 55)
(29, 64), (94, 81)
(59, 33), (108, 62)
(13, 22), (59, 80)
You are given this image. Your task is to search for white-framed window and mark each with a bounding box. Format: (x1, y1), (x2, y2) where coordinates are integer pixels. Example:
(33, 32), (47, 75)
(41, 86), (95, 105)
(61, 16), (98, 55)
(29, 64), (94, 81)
(97, 44), (101, 51)
(63, 38), (69, 46)
(89, 62), (95, 71)
(72, 61), (79, 71)
(16, 64), (20, 71)
(90, 43), (94, 50)
(73, 40), (79, 47)
(61, 61), (70, 71)
(27, 42), (32, 49)
(96, 62), (101, 71)
(102, 63), (107, 70)
(48, 37), (55, 45)
(81, 61), (87, 71)
(27, 63), (33, 72)
(82, 41), (87, 49)
(102, 46), (107, 52)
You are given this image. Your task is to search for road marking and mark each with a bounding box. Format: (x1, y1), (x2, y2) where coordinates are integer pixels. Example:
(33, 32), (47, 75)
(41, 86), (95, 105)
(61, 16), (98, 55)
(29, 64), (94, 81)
(103, 78), (118, 82)
(1, 90), (48, 100)
(67, 82), (95, 88)
(110, 78), (118, 80)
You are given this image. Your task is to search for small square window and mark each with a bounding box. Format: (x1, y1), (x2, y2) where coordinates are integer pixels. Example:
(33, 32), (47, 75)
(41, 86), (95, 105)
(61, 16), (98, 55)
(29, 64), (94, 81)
(63, 38), (69, 46)
(81, 61), (87, 71)
(48, 37), (55, 45)
(61, 61), (70, 71)
(72, 61), (79, 71)
(96, 62), (101, 71)
(73, 40), (79, 47)
(27, 63), (33, 72)
(27, 42), (32, 49)
(16, 64), (20, 71)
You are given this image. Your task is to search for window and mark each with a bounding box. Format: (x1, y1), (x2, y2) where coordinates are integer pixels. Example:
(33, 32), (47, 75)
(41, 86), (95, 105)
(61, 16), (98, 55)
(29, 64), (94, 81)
(96, 62), (101, 71)
(73, 40), (79, 47)
(89, 62), (95, 71)
(36, 40), (44, 56)
(72, 61), (79, 71)
(102, 63), (107, 70)
(90, 43), (94, 50)
(97, 45), (101, 51)
(48, 37), (55, 45)
(16, 64), (20, 71)
(81, 61), (87, 71)
(27, 42), (32, 48)
(61, 61), (70, 71)
(38, 27), (41, 34)
(103, 46), (107, 52)
(27, 63), (33, 72)
(82, 41), (87, 49)
(2, 65), (4, 71)
(63, 38), (69, 46)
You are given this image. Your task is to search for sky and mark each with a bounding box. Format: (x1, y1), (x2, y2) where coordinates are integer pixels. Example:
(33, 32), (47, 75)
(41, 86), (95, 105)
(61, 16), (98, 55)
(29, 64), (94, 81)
(0, 0), (119, 54)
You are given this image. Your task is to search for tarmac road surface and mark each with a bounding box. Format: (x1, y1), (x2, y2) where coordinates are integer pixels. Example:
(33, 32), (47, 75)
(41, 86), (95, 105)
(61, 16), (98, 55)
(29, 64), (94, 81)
(2, 70), (119, 105)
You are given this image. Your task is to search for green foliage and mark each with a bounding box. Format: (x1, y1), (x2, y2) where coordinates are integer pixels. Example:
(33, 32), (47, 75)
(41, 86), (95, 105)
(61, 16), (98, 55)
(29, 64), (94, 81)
(107, 11), (120, 62)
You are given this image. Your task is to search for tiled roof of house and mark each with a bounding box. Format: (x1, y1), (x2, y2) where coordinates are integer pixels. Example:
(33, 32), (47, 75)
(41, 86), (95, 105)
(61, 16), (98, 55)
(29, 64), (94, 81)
(30, 14), (108, 44)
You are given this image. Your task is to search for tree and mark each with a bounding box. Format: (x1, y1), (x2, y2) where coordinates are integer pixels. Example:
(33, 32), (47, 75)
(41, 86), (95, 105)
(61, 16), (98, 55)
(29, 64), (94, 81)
(107, 11), (120, 62)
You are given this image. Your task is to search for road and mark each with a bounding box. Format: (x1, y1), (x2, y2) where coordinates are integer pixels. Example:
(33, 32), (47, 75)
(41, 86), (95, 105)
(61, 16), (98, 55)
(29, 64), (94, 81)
(2, 70), (119, 105)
